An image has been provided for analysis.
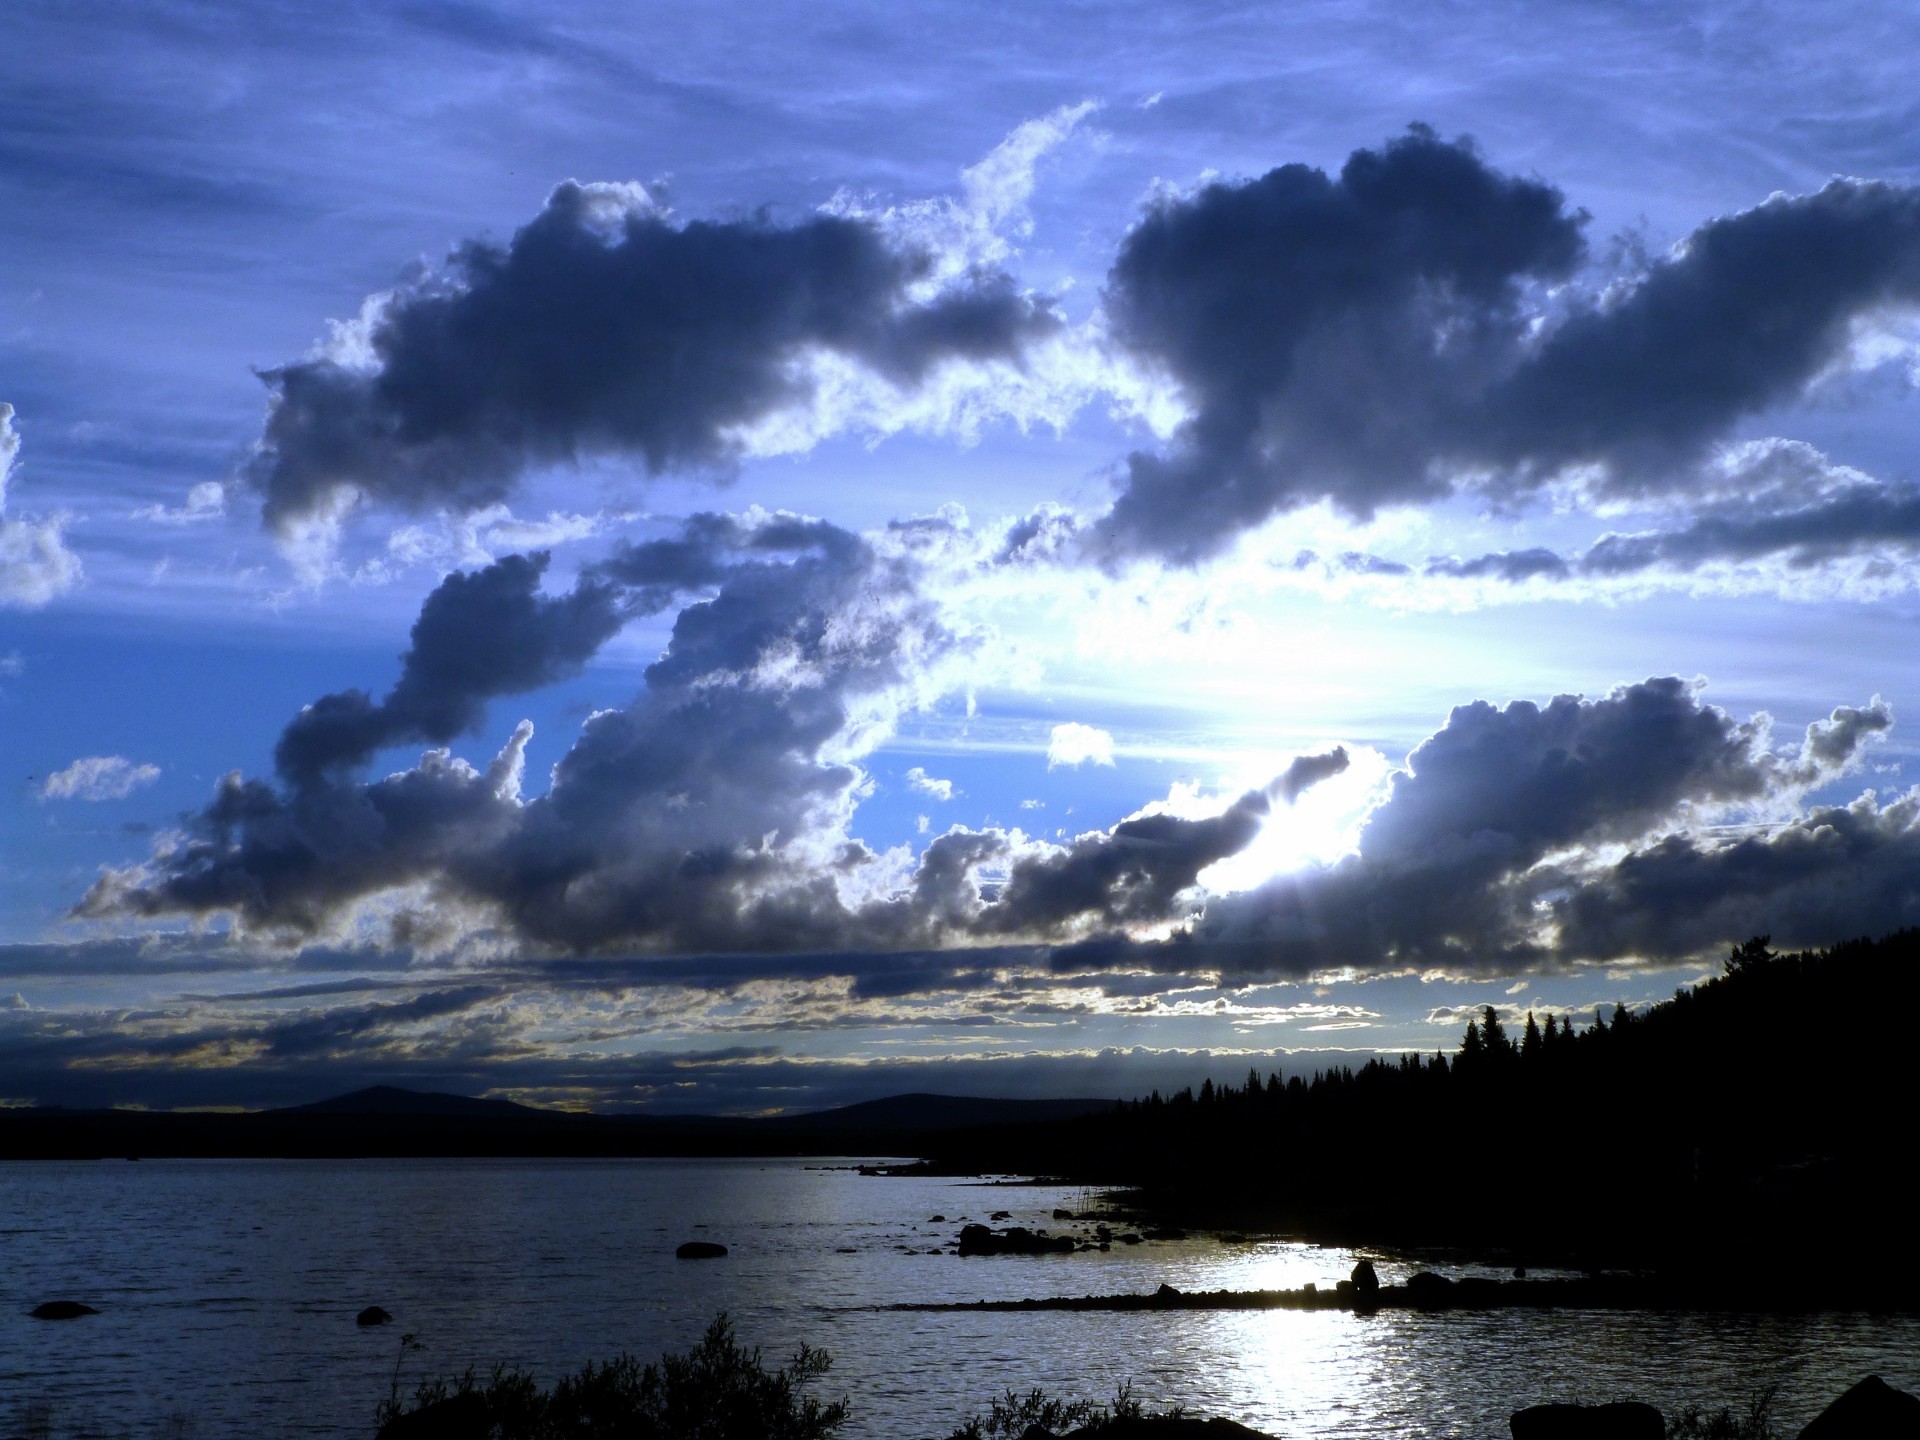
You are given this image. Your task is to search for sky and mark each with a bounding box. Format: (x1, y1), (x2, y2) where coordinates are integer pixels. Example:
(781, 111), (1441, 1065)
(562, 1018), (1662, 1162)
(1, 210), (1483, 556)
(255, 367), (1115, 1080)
(5, 0), (1920, 1114)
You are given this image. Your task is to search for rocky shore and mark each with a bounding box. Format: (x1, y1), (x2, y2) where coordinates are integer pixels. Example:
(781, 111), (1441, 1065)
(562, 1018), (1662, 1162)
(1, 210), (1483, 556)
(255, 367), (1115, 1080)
(887, 1256), (1920, 1315)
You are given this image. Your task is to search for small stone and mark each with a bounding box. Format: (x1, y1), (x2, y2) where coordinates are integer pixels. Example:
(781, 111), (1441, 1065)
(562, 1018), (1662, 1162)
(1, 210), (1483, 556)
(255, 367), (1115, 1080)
(30, 1301), (98, 1320)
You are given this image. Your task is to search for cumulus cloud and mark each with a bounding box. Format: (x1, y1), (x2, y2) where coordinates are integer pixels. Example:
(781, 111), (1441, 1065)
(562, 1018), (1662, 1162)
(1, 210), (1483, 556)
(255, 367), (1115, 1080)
(1048, 721), (1115, 768)
(274, 551), (626, 786)
(42, 755), (161, 802)
(1, 403), (83, 609)
(244, 179), (1059, 551)
(1095, 128), (1920, 562)
(1192, 679), (1892, 976)
(80, 511), (978, 952)
(905, 767), (956, 801)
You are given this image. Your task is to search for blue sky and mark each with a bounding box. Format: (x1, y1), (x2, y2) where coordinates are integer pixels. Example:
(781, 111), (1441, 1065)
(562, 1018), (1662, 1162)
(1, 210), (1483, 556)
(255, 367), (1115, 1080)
(5, 0), (1920, 1112)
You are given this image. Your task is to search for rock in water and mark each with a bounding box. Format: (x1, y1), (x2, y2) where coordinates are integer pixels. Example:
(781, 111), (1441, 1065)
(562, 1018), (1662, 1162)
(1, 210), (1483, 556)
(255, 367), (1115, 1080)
(1350, 1259), (1379, 1296)
(676, 1240), (729, 1259)
(1510, 1402), (1662, 1440)
(30, 1300), (98, 1320)
(1797, 1375), (1920, 1438)
(356, 1305), (393, 1326)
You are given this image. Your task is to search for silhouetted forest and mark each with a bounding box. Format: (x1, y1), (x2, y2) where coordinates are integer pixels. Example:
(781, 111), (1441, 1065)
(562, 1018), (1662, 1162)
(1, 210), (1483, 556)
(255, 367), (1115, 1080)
(926, 931), (1920, 1289)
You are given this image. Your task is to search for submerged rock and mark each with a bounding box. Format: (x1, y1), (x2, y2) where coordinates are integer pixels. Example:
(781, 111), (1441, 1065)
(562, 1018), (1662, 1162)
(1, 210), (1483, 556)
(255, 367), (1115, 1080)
(675, 1241), (729, 1260)
(356, 1305), (393, 1327)
(1510, 1401), (1662, 1440)
(30, 1300), (97, 1320)
(1797, 1375), (1920, 1438)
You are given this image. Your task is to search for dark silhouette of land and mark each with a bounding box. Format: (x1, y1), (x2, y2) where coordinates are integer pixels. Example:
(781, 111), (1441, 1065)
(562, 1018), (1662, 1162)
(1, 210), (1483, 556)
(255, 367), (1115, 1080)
(915, 931), (1920, 1299)
(0, 1087), (1116, 1161)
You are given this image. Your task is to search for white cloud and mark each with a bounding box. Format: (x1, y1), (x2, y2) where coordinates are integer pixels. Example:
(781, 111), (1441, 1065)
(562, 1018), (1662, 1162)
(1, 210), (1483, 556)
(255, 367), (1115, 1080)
(905, 766), (956, 801)
(41, 755), (161, 802)
(1047, 722), (1116, 769)
(1, 403), (83, 609)
(132, 481), (226, 524)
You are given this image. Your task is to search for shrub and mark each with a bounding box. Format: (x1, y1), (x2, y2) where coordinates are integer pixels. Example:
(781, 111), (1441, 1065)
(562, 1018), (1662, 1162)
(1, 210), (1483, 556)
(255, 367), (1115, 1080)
(376, 1314), (848, 1440)
(1666, 1384), (1779, 1440)
(944, 1381), (1174, 1439)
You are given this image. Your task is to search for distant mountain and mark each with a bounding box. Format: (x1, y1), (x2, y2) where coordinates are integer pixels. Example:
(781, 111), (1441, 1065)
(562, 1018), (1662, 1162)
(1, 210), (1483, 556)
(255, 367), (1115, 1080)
(761, 1092), (1117, 1131)
(274, 1085), (554, 1119)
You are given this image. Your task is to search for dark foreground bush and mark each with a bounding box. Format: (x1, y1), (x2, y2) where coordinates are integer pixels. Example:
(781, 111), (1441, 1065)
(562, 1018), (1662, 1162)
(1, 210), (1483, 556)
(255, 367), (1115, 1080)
(942, 1383), (1181, 1439)
(375, 1313), (847, 1440)
(1665, 1384), (1778, 1440)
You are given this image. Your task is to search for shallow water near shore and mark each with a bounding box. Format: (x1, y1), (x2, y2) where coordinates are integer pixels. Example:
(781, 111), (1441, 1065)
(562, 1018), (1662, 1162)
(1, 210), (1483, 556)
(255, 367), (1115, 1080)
(2, 1157), (1915, 1437)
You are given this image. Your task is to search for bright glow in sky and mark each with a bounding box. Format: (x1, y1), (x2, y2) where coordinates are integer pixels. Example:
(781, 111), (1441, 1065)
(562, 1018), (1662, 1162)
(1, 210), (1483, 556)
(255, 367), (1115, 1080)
(5, 0), (1920, 1112)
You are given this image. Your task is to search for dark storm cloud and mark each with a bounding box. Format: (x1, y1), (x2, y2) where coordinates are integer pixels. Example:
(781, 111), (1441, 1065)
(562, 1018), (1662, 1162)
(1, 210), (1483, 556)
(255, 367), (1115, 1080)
(1555, 791), (1920, 962)
(247, 181), (1059, 535)
(79, 512), (972, 953)
(1097, 125), (1588, 561)
(79, 494), (1357, 957)
(275, 551), (625, 785)
(1192, 679), (1892, 976)
(1098, 129), (1920, 561)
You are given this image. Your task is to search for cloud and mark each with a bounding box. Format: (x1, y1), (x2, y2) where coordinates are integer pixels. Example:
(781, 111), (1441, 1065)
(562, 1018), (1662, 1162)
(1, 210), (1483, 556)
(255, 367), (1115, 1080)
(1422, 443), (1920, 591)
(1094, 128), (1920, 562)
(1047, 722), (1115, 768)
(42, 755), (162, 802)
(80, 511), (980, 953)
(1096, 126), (1587, 561)
(274, 551), (626, 787)
(1192, 679), (1892, 976)
(1, 403), (83, 609)
(1555, 788), (1920, 962)
(132, 480), (226, 524)
(973, 747), (1350, 940)
(244, 179), (1059, 552)
(905, 766), (956, 801)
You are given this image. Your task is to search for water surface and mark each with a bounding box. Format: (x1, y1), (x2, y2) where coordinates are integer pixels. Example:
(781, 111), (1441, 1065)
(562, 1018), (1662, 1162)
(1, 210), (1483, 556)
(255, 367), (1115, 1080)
(1, 1158), (1912, 1437)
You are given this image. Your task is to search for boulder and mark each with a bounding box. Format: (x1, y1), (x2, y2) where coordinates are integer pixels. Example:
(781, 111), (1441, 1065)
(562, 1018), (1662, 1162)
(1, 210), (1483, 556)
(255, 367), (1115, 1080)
(1350, 1260), (1379, 1296)
(992, 1210), (1013, 1221)
(928, 1215), (946, 1223)
(356, 1305), (393, 1327)
(1797, 1375), (1920, 1438)
(675, 1241), (728, 1260)
(30, 1301), (97, 1320)
(1153, 1282), (1183, 1304)
(1405, 1271), (1455, 1307)
(1054, 1208), (1076, 1220)
(1510, 1402), (1662, 1440)
(957, 1224), (1076, 1256)
(375, 1392), (491, 1440)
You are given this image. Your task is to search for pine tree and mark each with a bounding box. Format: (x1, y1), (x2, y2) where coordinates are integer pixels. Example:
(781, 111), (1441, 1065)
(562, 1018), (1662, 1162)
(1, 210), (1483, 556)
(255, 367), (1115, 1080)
(1521, 1010), (1542, 1061)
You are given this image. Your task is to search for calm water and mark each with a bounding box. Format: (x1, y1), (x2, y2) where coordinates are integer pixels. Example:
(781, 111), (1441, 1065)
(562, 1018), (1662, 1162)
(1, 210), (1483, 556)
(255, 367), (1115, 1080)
(1, 1158), (1915, 1438)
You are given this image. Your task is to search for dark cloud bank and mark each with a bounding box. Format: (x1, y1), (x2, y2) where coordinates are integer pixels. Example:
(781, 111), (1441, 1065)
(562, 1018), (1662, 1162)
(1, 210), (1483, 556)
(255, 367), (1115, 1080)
(248, 180), (1058, 537)
(82, 514), (1900, 981)
(1096, 126), (1920, 564)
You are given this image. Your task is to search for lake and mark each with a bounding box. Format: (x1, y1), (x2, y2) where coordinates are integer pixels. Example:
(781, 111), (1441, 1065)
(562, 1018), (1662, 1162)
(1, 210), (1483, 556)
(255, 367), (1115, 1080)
(1, 1157), (1914, 1437)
